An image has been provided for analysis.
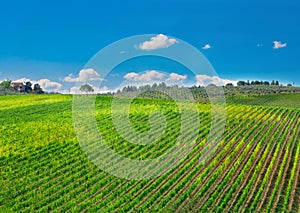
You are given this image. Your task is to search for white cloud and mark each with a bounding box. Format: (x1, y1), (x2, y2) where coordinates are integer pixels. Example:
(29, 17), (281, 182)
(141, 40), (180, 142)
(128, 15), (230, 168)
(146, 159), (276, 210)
(69, 86), (82, 94)
(124, 70), (165, 81)
(35, 79), (62, 92)
(64, 68), (102, 82)
(14, 78), (31, 83)
(123, 71), (189, 84)
(138, 34), (178, 51)
(202, 44), (212, 50)
(123, 72), (139, 80)
(195, 75), (237, 86)
(273, 41), (287, 49)
(166, 73), (187, 82)
(64, 74), (77, 82)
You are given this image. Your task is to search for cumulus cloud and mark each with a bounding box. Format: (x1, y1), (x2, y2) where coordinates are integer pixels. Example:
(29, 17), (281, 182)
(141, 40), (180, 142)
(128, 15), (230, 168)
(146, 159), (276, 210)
(195, 75), (237, 86)
(202, 44), (212, 50)
(138, 34), (178, 51)
(35, 79), (62, 92)
(166, 73), (187, 82)
(273, 41), (287, 49)
(123, 71), (189, 84)
(64, 68), (102, 82)
(69, 86), (83, 94)
(124, 70), (166, 81)
(14, 78), (31, 83)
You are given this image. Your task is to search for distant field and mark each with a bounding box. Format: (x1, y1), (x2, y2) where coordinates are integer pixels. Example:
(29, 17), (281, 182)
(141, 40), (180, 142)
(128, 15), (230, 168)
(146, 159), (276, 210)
(1, 94), (299, 212)
(227, 93), (300, 109)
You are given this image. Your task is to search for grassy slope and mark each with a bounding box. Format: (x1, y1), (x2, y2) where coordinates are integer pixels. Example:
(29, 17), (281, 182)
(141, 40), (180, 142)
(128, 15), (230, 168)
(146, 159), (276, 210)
(226, 93), (300, 109)
(1, 94), (299, 212)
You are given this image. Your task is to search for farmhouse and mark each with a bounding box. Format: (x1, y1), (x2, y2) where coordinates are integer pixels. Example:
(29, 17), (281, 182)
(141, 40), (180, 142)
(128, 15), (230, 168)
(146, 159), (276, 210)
(11, 82), (25, 92)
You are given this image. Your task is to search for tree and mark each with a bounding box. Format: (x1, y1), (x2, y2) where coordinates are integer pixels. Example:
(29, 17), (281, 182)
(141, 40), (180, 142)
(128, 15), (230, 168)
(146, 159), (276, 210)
(25, 81), (32, 93)
(158, 82), (167, 90)
(152, 83), (158, 90)
(80, 84), (94, 93)
(0, 79), (12, 89)
(237, 81), (247, 86)
(287, 83), (292, 87)
(251, 80), (260, 85)
(225, 83), (234, 88)
(0, 79), (13, 95)
(33, 84), (44, 94)
(206, 83), (217, 88)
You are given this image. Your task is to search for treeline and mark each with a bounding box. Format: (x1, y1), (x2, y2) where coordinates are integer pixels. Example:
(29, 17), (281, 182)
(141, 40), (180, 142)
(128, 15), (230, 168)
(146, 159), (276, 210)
(114, 81), (300, 101)
(117, 82), (170, 93)
(224, 84), (300, 97)
(116, 82), (196, 101)
(236, 80), (285, 86)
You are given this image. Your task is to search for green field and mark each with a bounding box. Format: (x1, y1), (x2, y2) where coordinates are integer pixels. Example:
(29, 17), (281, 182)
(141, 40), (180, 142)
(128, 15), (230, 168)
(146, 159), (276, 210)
(1, 94), (299, 212)
(227, 93), (300, 109)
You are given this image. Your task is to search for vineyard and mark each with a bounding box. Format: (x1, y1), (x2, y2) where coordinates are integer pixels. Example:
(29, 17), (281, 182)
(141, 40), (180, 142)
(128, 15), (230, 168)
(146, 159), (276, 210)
(1, 94), (299, 212)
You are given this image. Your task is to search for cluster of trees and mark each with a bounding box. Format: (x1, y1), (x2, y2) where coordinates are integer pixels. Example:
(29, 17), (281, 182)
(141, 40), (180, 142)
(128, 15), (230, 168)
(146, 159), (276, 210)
(0, 79), (44, 94)
(24, 81), (44, 94)
(117, 82), (169, 94)
(235, 80), (282, 86)
(225, 81), (299, 97)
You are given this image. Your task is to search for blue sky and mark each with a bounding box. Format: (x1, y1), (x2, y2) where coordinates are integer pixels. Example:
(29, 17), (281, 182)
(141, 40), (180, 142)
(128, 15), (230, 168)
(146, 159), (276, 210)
(0, 0), (299, 92)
